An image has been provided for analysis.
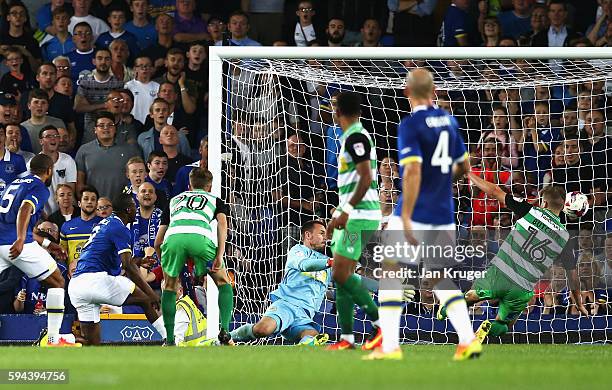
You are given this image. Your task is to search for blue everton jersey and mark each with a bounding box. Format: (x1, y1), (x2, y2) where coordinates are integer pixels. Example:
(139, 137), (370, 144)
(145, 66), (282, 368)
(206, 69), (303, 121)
(270, 244), (331, 317)
(394, 105), (467, 225)
(73, 214), (132, 277)
(0, 175), (50, 245)
(130, 208), (162, 259)
(15, 262), (68, 314)
(0, 151), (27, 196)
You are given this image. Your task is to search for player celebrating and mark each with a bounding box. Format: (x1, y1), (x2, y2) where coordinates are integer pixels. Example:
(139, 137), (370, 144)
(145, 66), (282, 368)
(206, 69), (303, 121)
(326, 92), (382, 351)
(160, 168), (234, 346)
(231, 221), (330, 345)
(365, 68), (478, 361)
(68, 193), (166, 345)
(440, 174), (589, 341)
(0, 154), (79, 347)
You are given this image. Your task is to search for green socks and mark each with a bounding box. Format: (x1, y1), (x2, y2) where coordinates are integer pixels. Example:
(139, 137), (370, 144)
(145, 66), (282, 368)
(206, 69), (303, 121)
(336, 284), (355, 334)
(161, 290), (177, 344)
(336, 273), (381, 335)
(489, 320), (509, 337)
(342, 274), (379, 322)
(218, 283), (234, 331)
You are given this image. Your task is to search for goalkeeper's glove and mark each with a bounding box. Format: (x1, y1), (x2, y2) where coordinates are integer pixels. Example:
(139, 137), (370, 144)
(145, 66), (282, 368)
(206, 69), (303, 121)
(402, 286), (416, 302)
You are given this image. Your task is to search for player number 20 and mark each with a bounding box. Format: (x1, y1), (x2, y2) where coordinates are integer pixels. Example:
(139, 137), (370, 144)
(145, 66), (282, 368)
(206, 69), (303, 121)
(431, 131), (452, 174)
(174, 194), (208, 211)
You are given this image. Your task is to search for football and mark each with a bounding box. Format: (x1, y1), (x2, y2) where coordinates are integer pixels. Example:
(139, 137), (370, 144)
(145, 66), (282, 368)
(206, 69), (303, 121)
(563, 191), (589, 218)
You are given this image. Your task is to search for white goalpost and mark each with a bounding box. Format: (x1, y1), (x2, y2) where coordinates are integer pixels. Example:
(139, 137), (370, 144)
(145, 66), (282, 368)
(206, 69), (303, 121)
(207, 47), (612, 343)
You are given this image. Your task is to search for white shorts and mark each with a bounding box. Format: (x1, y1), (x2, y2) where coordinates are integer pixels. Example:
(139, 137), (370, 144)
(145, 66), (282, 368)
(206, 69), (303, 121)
(386, 216), (456, 267)
(0, 242), (57, 281)
(386, 216), (455, 232)
(68, 272), (135, 323)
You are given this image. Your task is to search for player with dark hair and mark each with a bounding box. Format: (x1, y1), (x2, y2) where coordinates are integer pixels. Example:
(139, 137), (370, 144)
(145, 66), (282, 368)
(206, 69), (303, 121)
(60, 184), (102, 276)
(160, 168), (234, 346)
(326, 91), (382, 351)
(68, 192), (165, 345)
(0, 154), (79, 347)
(439, 175), (589, 341)
(231, 220), (332, 345)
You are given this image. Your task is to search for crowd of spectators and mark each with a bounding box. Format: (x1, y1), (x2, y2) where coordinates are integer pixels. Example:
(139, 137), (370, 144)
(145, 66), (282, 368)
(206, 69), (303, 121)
(0, 0), (611, 323)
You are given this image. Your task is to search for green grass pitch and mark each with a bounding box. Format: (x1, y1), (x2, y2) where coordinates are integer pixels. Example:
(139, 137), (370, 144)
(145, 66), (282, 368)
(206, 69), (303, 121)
(1, 344), (610, 389)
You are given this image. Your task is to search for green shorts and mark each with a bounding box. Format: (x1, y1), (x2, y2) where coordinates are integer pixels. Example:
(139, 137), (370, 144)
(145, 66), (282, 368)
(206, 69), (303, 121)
(330, 218), (379, 261)
(473, 266), (533, 324)
(161, 233), (217, 278)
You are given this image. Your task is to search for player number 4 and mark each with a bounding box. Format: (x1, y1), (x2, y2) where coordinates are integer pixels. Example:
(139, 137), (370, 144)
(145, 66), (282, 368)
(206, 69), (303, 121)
(431, 131), (452, 174)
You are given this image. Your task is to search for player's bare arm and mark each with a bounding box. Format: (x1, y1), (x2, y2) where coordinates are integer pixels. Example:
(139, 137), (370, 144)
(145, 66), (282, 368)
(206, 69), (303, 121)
(121, 251), (158, 302)
(9, 201), (33, 259)
(327, 159), (372, 236)
(33, 228), (67, 262)
(452, 159), (470, 181)
(153, 224), (167, 260)
(213, 212), (228, 272)
(401, 160), (421, 245)
(468, 172), (506, 203)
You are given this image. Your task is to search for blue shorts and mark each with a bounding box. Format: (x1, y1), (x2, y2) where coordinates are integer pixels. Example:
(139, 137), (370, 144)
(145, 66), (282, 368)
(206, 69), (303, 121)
(263, 300), (320, 343)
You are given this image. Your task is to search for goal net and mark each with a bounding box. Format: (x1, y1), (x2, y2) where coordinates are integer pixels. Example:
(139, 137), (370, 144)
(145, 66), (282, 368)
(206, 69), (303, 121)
(208, 47), (612, 344)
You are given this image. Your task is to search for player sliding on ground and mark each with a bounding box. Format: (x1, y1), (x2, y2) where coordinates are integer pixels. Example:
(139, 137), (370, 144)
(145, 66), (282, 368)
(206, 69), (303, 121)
(325, 92), (383, 351)
(438, 173), (589, 341)
(365, 68), (479, 361)
(68, 193), (166, 345)
(231, 221), (331, 345)
(231, 220), (386, 345)
(0, 154), (79, 347)
(160, 168), (234, 346)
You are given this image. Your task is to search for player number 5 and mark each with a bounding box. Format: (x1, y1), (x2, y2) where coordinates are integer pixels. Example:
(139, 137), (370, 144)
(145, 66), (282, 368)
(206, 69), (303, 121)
(431, 131), (452, 174)
(0, 184), (19, 213)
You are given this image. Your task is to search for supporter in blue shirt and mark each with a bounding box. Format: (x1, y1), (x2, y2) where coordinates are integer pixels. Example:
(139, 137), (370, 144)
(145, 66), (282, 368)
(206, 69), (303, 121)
(36, 1), (71, 35)
(41, 6), (75, 62)
(497, 0), (532, 39)
(145, 151), (173, 200)
(129, 182), (162, 269)
(324, 124), (342, 191)
(215, 11), (261, 46)
(440, 0), (476, 46)
(14, 262), (67, 314)
(125, 0), (157, 50)
(172, 136), (206, 196)
(0, 124), (27, 196)
(95, 8), (139, 64)
(67, 22), (96, 83)
(522, 103), (562, 185)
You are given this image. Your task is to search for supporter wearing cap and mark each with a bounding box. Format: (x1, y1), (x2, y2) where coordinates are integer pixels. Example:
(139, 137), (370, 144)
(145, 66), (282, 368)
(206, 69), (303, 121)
(0, 91), (33, 153)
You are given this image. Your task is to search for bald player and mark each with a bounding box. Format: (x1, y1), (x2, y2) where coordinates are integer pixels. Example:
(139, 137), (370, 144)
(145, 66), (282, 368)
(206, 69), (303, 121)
(364, 68), (478, 361)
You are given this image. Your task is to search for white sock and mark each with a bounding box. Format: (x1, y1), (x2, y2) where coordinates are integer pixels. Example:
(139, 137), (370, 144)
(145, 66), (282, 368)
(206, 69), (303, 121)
(340, 334), (354, 344)
(46, 288), (65, 343)
(434, 287), (475, 345)
(152, 317), (167, 339)
(378, 289), (403, 353)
